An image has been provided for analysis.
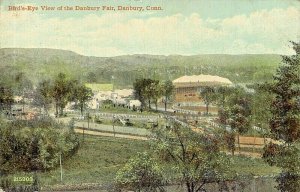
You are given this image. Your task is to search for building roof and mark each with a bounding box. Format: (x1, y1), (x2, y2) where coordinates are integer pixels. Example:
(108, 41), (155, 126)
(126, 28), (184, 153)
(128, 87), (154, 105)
(173, 75), (232, 88)
(85, 83), (113, 91)
(114, 89), (133, 97)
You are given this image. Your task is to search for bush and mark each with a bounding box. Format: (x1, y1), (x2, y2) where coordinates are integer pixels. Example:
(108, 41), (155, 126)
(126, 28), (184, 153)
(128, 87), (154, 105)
(276, 172), (300, 192)
(115, 152), (165, 192)
(0, 173), (40, 192)
(94, 116), (103, 124)
(0, 118), (80, 175)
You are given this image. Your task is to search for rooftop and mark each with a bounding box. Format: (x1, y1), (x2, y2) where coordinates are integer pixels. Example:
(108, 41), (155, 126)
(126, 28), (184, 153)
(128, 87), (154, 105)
(173, 75), (232, 87)
(85, 83), (113, 91)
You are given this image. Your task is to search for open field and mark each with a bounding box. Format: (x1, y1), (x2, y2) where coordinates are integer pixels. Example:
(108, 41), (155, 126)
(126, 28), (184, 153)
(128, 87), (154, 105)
(38, 135), (149, 188)
(1, 132), (280, 191)
(42, 135), (279, 183)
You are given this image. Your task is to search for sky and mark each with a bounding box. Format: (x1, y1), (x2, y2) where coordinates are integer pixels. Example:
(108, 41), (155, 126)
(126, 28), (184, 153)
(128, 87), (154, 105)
(0, 0), (299, 56)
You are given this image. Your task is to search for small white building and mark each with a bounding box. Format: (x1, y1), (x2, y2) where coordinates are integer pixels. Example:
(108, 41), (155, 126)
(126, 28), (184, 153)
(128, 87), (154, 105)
(114, 98), (127, 105)
(128, 100), (141, 108)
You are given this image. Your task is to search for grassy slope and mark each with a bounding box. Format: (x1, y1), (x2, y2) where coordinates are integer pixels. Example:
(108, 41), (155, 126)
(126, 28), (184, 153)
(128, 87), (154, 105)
(2, 134), (280, 191)
(37, 135), (278, 187)
(38, 135), (149, 186)
(231, 156), (280, 176)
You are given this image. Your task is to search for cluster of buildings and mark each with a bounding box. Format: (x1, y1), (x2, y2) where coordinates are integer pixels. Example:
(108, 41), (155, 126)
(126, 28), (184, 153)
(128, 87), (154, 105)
(85, 84), (141, 110)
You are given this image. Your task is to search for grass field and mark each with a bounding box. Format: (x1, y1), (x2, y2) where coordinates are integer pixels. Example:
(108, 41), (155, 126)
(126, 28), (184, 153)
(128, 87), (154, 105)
(231, 156), (280, 176)
(37, 135), (149, 187)
(3, 134), (280, 191)
(37, 135), (279, 185)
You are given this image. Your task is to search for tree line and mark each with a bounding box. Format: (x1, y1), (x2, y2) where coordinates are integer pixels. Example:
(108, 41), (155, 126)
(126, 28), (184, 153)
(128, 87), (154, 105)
(0, 72), (93, 117)
(33, 73), (93, 117)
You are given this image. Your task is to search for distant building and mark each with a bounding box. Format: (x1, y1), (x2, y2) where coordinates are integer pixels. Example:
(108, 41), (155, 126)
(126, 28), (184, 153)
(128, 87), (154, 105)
(128, 100), (141, 109)
(88, 89), (134, 109)
(173, 75), (232, 103)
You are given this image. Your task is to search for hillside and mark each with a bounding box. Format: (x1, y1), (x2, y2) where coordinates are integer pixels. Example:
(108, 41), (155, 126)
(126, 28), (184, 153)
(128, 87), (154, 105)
(0, 48), (282, 88)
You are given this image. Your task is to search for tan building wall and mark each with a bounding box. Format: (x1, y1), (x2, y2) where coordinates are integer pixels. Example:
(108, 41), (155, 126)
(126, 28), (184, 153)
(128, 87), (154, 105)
(172, 75), (232, 103)
(174, 87), (202, 102)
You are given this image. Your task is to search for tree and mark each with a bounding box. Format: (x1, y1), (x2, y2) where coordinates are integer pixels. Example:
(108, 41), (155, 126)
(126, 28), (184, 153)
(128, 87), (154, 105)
(216, 87), (252, 155)
(144, 79), (159, 109)
(229, 104), (251, 152)
(32, 80), (52, 115)
(223, 131), (236, 156)
(133, 78), (160, 109)
(228, 92), (252, 152)
(218, 107), (230, 128)
(14, 72), (33, 96)
(263, 143), (300, 191)
(200, 86), (217, 115)
(148, 80), (161, 110)
(152, 121), (232, 192)
(116, 120), (233, 192)
(251, 84), (273, 134)
(0, 118), (80, 175)
(133, 78), (148, 108)
(115, 152), (165, 192)
(162, 80), (174, 112)
(267, 42), (300, 143)
(216, 86), (233, 108)
(51, 73), (74, 117)
(86, 72), (97, 83)
(263, 41), (300, 192)
(0, 85), (14, 112)
(74, 84), (93, 116)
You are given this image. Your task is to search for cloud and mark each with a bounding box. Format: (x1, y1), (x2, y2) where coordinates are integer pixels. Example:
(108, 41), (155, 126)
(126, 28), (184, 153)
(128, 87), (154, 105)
(0, 6), (299, 56)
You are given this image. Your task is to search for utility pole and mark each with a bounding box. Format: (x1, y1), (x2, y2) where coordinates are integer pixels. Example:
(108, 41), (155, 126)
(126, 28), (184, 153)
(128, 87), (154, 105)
(22, 90), (25, 111)
(112, 114), (116, 137)
(60, 152), (63, 182)
(87, 112), (90, 130)
(82, 123), (85, 143)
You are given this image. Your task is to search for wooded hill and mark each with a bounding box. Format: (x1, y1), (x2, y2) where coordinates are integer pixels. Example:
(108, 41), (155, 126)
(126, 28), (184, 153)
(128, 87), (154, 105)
(0, 48), (282, 88)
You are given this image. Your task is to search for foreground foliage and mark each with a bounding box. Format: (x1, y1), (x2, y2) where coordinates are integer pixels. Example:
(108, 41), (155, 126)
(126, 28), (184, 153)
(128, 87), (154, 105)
(263, 41), (300, 192)
(116, 121), (233, 192)
(0, 117), (80, 175)
(115, 152), (165, 192)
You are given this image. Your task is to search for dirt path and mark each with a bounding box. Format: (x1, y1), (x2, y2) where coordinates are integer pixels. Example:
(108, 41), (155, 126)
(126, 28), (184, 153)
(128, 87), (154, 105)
(74, 128), (148, 140)
(75, 128), (263, 158)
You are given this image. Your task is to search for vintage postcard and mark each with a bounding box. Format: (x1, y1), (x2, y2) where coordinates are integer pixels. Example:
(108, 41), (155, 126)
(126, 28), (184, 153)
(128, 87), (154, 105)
(0, 0), (299, 191)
